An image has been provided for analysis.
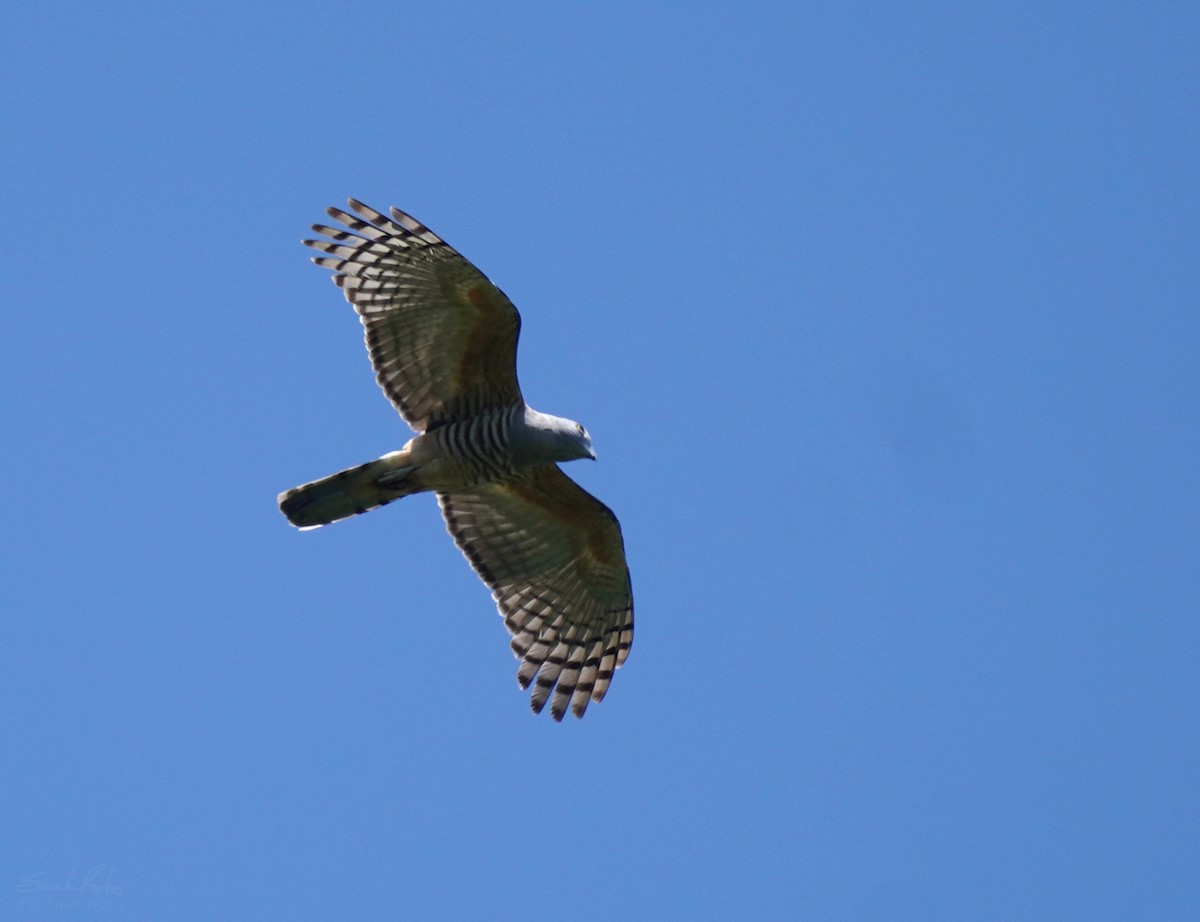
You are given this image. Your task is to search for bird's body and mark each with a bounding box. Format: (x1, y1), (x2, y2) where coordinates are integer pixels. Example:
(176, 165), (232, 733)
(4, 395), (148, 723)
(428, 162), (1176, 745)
(278, 200), (633, 720)
(280, 405), (593, 526)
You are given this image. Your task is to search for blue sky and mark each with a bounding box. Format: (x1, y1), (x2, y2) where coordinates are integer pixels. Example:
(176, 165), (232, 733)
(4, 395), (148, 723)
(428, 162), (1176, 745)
(3, 2), (1197, 919)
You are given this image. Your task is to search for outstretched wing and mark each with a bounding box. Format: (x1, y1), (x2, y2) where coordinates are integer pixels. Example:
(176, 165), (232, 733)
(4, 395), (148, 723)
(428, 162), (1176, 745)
(306, 200), (523, 432)
(438, 465), (634, 720)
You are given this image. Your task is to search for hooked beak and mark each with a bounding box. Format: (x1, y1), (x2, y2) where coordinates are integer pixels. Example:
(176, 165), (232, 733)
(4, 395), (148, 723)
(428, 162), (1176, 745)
(587, 446), (597, 460)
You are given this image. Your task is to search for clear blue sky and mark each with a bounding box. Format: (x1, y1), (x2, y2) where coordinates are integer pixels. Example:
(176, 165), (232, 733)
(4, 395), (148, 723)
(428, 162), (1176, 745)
(3, 2), (1197, 919)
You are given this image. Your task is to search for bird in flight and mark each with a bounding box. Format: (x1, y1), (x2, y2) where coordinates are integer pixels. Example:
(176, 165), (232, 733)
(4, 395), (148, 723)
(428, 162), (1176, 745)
(278, 200), (633, 720)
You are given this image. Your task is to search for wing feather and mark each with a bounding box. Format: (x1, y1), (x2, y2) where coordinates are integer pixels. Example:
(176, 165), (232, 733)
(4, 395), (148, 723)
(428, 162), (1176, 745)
(305, 199), (523, 431)
(438, 465), (634, 720)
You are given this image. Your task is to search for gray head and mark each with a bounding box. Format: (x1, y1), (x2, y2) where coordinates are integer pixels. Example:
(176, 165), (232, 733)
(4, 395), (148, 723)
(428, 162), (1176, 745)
(521, 407), (596, 464)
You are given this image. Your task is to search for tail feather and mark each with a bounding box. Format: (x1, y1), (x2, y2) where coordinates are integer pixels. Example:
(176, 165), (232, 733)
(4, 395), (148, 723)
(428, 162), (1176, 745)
(278, 450), (420, 529)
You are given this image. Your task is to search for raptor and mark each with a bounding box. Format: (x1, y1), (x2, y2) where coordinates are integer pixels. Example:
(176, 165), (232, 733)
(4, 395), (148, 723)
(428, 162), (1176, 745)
(278, 200), (633, 720)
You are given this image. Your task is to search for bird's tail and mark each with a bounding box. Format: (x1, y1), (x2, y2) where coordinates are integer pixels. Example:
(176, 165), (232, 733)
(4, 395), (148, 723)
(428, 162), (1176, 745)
(278, 449), (421, 529)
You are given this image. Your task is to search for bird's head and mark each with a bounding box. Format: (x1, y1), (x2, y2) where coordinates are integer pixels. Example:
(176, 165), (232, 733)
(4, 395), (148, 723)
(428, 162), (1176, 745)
(524, 408), (596, 463)
(571, 420), (597, 461)
(552, 417), (595, 462)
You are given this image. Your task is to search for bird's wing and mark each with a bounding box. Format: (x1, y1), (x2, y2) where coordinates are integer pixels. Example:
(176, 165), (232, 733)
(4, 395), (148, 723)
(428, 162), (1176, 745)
(438, 465), (634, 720)
(306, 199), (523, 432)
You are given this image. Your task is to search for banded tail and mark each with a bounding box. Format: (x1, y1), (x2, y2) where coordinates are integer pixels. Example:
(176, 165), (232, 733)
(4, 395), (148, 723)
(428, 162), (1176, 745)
(278, 449), (420, 529)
